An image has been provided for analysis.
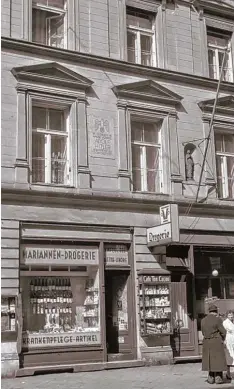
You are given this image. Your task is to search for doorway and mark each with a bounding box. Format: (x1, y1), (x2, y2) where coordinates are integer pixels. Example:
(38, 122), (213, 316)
(105, 270), (135, 361)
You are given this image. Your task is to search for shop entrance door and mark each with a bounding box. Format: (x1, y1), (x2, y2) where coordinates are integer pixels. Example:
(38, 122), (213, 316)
(105, 270), (135, 362)
(171, 279), (197, 358)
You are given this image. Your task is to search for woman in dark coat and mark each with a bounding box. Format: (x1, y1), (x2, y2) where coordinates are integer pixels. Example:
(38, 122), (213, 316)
(201, 304), (227, 384)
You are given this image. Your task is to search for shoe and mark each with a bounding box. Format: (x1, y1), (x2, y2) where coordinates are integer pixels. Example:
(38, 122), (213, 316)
(207, 376), (215, 384)
(215, 376), (224, 384)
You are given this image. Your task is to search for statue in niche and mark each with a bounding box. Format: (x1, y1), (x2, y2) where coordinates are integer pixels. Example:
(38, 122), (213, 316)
(185, 149), (194, 180)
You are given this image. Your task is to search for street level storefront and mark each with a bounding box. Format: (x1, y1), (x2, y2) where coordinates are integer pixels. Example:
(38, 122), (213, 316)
(17, 223), (137, 371)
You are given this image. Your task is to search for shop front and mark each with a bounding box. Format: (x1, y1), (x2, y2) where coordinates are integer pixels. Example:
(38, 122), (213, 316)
(166, 243), (234, 360)
(17, 224), (137, 372)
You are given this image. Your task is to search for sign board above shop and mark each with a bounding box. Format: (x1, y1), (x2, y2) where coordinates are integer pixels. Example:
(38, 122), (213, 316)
(21, 245), (99, 266)
(105, 244), (129, 266)
(147, 204), (180, 247)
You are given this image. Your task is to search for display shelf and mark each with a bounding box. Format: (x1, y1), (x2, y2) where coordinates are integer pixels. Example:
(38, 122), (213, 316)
(138, 271), (172, 336)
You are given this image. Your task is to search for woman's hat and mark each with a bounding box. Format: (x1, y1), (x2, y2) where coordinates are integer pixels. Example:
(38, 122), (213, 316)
(209, 304), (218, 313)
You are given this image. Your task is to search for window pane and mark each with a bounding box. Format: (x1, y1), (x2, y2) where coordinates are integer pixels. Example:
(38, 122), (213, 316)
(223, 134), (234, 154)
(51, 135), (67, 184)
(47, 14), (64, 48)
(132, 169), (142, 191)
(49, 109), (64, 132)
(147, 170), (156, 192)
(131, 122), (143, 142)
(146, 146), (159, 170)
(32, 132), (46, 183)
(127, 12), (152, 30)
(132, 144), (141, 169)
(215, 133), (223, 152)
(216, 155), (224, 198)
(127, 31), (136, 63)
(227, 156), (234, 198)
(32, 9), (47, 45)
(141, 35), (152, 66)
(143, 123), (159, 143)
(32, 107), (47, 129)
(207, 34), (229, 48)
(33, 0), (65, 8)
(208, 49), (216, 79)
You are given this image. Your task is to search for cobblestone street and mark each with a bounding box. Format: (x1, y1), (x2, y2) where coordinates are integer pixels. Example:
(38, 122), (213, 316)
(2, 364), (234, 389)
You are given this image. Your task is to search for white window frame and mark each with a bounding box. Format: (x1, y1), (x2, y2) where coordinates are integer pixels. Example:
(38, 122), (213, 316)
(32, 1), (68, 49)
(215, 132), (234, 199)
(207, 32), (233, 82)
(127, 11), (156, 66)
(30, 100), (71, 186)
(131, 119), (163, 193)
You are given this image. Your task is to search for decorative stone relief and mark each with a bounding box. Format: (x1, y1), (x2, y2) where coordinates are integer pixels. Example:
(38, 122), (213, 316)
(90, 116), (115, 159)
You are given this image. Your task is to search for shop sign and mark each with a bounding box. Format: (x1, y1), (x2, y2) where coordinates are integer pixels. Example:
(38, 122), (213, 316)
(21, 245), (99, 266)
(147, 204), (179, 247)
(105, 244), (128, 266)
(22, 331), (101, 349)
(209, 257), (221, 269)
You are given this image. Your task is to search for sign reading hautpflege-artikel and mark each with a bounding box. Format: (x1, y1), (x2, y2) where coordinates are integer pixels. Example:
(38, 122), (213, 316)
(21, 245), (99, 266)
(147, 204), (179, 247)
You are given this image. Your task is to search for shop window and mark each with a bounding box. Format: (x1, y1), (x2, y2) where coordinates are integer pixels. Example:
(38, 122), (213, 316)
(31, 105), (70, 186)
(215, 132), (234, 199)
(32, 0), (67, 48)
(131, 119), (162, 192)
(21, 270), (100, 349)
(126, 7), (156, 66)
(207, 28), (233, 82)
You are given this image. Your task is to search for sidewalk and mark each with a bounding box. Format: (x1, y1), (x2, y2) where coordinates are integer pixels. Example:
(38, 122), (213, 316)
(2, 363), (234, 389)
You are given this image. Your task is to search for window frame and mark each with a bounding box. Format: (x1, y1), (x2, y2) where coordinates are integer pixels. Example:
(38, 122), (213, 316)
(32, 0), (68, 49)
(130, 116), (163, 193)
(28, 97), (73, 187)
(126, 8), (156, 67)
(215, 131), (234, 199)
(207, 30), (233, 82)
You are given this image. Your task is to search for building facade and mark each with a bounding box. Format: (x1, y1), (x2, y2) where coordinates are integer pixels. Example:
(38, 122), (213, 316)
(1, 0), (234, 378)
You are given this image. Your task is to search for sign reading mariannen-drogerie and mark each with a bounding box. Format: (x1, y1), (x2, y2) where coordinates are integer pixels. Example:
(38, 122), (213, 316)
(21, 245), (99, 266)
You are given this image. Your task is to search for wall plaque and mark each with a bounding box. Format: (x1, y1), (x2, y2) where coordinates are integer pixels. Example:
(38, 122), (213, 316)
(90, 117), (115, 159)
(105, 244), (128, 266)
(21, 245), (99, 266)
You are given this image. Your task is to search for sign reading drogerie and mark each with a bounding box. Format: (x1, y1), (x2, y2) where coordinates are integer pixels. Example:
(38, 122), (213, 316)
(21, 245), (99, 266)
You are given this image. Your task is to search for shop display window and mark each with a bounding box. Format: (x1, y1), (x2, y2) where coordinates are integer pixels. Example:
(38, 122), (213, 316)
(1, 297), (16, 332)
(21, 267), (100, 349)
(139, 274), (172, 336)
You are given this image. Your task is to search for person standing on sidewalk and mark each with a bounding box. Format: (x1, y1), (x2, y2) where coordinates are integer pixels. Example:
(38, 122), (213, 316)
(223, 310), (234, 382)
(201, 304), (227, 384)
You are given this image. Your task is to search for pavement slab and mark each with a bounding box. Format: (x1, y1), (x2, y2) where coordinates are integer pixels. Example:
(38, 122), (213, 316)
(2, 363), (234, 389)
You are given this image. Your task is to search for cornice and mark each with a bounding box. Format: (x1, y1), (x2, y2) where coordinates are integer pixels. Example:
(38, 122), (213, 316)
(2, 37), (234, 93)
(1, 185), (234, 217)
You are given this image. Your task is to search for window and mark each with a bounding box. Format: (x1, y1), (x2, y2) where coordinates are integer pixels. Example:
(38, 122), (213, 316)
(31, 105), (70, 185)
(215, 133), (234, 199)
(32, 0), (67, 48)
(207, 28), (233, 82)
(131, 120), (162, 192)
(126, 7), (156, 66)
